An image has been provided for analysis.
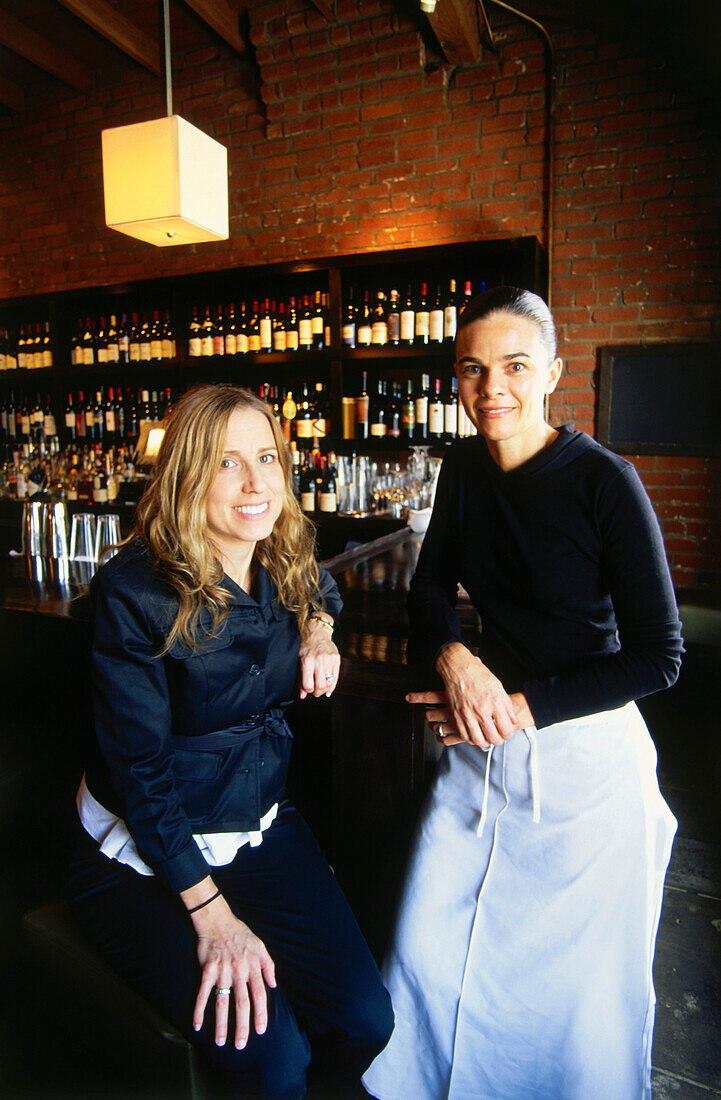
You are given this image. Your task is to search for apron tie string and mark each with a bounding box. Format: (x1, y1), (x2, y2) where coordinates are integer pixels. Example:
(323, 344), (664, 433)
(476, 745), (493, 838)
(525, 727), (541, 824)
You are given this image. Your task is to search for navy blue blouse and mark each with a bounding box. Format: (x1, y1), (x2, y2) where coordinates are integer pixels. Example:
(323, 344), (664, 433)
(86, 539), (342, 893)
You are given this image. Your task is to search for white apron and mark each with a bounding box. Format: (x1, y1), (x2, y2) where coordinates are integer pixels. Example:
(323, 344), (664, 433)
(363, 703), (676, 1100)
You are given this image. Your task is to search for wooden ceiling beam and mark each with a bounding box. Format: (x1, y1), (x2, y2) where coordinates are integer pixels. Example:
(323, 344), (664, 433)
(54, 0), (161, 75)
(181, 0), (247, 55)
(0, 10), (92, 94)
(0, 73), (25, 113)
(307, 0), (335, 22)
(427, 0), (481, 66)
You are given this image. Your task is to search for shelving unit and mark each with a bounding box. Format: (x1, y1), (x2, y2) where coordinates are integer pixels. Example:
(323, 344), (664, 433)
(0, 236), (547, 451)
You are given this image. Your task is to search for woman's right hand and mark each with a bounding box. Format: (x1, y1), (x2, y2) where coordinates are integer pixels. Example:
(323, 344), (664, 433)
(428, 642), (519, 747)
(185, 889), (276, 1049)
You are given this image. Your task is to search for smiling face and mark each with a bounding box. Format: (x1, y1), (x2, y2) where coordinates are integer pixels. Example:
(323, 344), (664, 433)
(455, 310), (562, 468)
(205, 406), (286, 573)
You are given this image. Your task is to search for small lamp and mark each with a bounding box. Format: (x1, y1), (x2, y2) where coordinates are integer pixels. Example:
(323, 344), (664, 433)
(135, 423), (166, 466)
(101, 0), (228, 247)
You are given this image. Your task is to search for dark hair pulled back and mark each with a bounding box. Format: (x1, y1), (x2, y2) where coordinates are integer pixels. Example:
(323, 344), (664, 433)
(457, 285), (557, 362)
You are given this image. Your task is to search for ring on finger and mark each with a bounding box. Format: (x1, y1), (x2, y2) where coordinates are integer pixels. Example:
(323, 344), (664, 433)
(438, 723), (448, 738)
(215, 987), (232, 997)
(325, 674), (335, 683)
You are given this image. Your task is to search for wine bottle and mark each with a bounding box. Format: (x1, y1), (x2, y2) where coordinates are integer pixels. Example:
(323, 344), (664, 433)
(285, 298), (299, 352)
(415, 373), (430, 442)
(357, 291), (372, 347)
(260, 298), (273, 353)
(371, 291), (388, 347)
(106, 315), (119, 364)
(151, 310), (164, 360)
(300, 455), (316, 513)
(118, 314), (130, 363)
(188, 307), (201, 357)
(295, 382), (315, 441)
(428, 378), (444, 441)
(400, 285), (415, 345)
(104, 386), (117, 442)
(370, 379), (387, 438)
(281, 389), (297, 442)
(96, 317), (108, 365)
(213, 305), (225, 356)
(415, 282), (430, 345)
(247, 302), (261, 353)
(224, 304), (238, 355)
(342, 287), (357, 349)
(76, 390), (87, 441)
(42, 321), (53, 368)
(387, 289), (400, 345)
(139, 314), (152, 361)
(200, 307), (214, 356)
(82, 317), (96, 366)
(318, 456), (338, 513)
(162, 310), (175, 359)
(444, 376), (459, 442)
(429, 284), (444, 343)
(64, 393), (76, 441)
(128, 313), (141, 362)
(356, 370), (369, 441)
(17, 324), (27, 370)
(459, 279), (473, 315)
(444, 278), (458, 341)
(273, 302), (287, 352)
(311, 289), (324, 350)
(387, 382), (401, 439)
(298, 296), (313, 351)
(237, 302), (249, 354)
(401, 379), (415, 442)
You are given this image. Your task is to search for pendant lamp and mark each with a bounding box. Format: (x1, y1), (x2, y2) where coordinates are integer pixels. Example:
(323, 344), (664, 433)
(101, 0), (229, 247)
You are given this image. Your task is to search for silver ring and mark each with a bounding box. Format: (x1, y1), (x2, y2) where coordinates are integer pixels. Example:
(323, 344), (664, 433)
(215, 987), (232, 997)
(325, 674), (335, 683)
(438, 723), (448, 738)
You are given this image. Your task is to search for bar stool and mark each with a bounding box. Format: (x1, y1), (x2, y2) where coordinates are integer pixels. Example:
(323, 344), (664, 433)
(22, 901), (208, 1099)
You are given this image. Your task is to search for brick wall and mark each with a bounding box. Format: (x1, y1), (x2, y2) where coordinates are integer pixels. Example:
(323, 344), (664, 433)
(0, 0), (719, 587)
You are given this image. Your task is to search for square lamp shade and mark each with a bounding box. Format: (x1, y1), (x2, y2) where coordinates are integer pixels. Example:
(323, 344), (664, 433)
(101, 115), (229, 246)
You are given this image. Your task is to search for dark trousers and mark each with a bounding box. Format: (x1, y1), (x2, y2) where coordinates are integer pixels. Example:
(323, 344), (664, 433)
(68, 803), (393, 1099)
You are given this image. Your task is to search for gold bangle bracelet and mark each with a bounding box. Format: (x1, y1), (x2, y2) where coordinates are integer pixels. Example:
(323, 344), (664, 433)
(309, 614), (334, 634)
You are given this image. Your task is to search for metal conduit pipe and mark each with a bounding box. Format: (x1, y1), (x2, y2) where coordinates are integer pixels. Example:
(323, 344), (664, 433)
(482, 0), (556, 308)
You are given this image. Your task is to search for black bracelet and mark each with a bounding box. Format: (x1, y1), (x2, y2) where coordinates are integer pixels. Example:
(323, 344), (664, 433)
(187, 889), (221, 914)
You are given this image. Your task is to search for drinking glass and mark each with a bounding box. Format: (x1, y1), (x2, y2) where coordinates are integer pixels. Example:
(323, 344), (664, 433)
(94, 514), (121, 562)
(70, 513), (97, 562)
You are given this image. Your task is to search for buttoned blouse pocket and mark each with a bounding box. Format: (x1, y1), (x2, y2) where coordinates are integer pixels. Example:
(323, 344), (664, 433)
(166, 625), (237, 727)
(172, 730), (262, 830)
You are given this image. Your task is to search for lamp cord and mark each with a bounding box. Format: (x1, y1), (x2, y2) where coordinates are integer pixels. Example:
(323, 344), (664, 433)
(162, 0), (173, 117)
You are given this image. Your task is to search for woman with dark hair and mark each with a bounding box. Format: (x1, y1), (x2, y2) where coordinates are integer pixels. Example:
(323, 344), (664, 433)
(363, 287), (682, 1100)
(69, 384), (393, 1098)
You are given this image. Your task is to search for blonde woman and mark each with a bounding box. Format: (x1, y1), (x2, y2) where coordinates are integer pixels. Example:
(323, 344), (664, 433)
(69, 384), (393, 1099)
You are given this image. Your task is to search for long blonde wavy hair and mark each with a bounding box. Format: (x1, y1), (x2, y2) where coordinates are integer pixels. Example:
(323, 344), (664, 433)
(130, 384), (324, 653)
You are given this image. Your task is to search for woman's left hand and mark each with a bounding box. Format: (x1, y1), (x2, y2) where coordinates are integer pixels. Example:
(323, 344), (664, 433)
(410, 690), (535, 746)
(299, 618), (341, 698)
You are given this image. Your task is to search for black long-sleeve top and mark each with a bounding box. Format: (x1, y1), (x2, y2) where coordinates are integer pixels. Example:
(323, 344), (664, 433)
(407, 426), (683, 730)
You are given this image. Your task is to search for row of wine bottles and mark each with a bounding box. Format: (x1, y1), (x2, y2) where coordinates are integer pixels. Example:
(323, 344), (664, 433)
(342, 278), (482, 349)
(0, 323), (54, 370)
(0, 275), (487, 371)
(1, 386), (175, 449)
(351, 372), (477, 444)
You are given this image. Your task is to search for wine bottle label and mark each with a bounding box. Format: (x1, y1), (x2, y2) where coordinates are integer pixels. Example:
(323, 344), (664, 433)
(129, 343), (140, 361)
(97, 347), (108, 364)
(371, 322), (388, 345)
(44, 415), (57, 436)
(356, 396), (369, 424)
(237, 333), (249, 354)
(273, 330), (286, 352)
(18, 351), (26, 369)
(83, 348), (95, 366)
(313, 417), (327, 437)
(225, 334), (237, 355)
(444, 306), (457, 340)
(301, 491), (316, 511)
(248, 334), (261, 352)
(285, 330), (298, 351)
(388, 313), (400, 343)
(140, 343), (152, 361)
(401, 407), (415, 430)
(400, 312), (414, 342)
(65, 412), (75, 428)
(299, 319), (312, 345)
(319, 491), (337, 512)
(342, 324), (356, 347)
(188, 336), (201, 356)
(43, 350), (54, 367)
(444, 402), (458, 435)
(260, 318), (272, 348)
(370, 422), (387, 437)
(106, 411), (116, 432)
(428, 403), (444, 434)
(21, 415), (30, 434)
(200, 336), (213, 356)
(415, 311), (430, 338)
(296, 420), (314, 439)
(357, 325), (372, 347)
(429, 311), (444, 342)
(106, 343), (119, 363)
(311, 316), (323, 336)
(151, 339), (163, 358)
(162, 339), (173, 358)
(415, 396), (428, 424)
